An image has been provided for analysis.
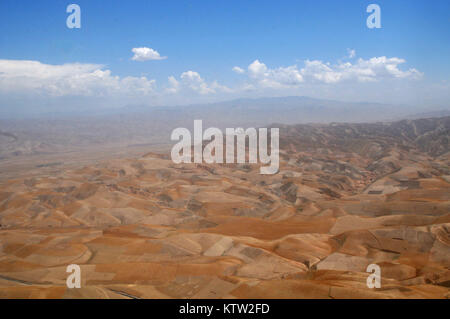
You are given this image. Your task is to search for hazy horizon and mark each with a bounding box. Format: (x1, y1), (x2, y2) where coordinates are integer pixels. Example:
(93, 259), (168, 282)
(1, 95), (449, 120)
(1, 0), (450, 118)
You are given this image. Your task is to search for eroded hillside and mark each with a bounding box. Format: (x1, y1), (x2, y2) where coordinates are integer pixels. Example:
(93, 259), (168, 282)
(0, 117), (449, 298)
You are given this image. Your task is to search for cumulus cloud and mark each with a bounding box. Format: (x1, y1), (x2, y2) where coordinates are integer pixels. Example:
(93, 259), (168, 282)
(164, 71), (232, 96)
(301, 60), (344, 83)
(0, 60), (232, 101)
(232, 66), (245, 74)
(131, 47), (167, 61)
(248, 60), (267, 77)
(246, 60), (304, 88)
(180, 71), (215, 95)
(0, 59), (156, 97)
(239, 56), (422, 88)
(301, 57), (422, 83)
(0, 53), (424, 108)
(165, 75), (180, 94)
(176, 70), (230, 95)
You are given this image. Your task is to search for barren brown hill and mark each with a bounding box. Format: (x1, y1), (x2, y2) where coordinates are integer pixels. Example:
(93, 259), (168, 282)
(0, 117), (448, 299)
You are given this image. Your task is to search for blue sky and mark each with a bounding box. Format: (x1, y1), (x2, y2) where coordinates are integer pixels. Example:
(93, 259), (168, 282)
(0, 0), (449, 112)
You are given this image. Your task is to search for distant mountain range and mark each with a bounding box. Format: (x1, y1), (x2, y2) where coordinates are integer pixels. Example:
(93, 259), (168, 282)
(0, 96), (448, 160)
(398, 109), (450, 120)
(2, 96), (448, 124)
(118, 96), (447, 126)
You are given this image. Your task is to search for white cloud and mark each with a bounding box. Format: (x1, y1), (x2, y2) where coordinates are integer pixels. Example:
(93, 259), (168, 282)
(248, 60), (268, 78)
(180, 71), (215, 95)
(0, 59), (156, 97)
(0, 53), (425, 109)
(165, 75), (180, 94)
(301, 57), (422, 83)
(301, 60), (344, 83)
(247, 60), (304, 88)
(232, 66), (245, 74)
(241, 56), (422, 88)
(164, 71), (232, 96)
(178, 70), (232, 95)
(131, 47), (167, 61)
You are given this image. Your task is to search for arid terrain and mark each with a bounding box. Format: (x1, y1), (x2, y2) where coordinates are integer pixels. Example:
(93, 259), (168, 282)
(0, 116), (449, 299)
